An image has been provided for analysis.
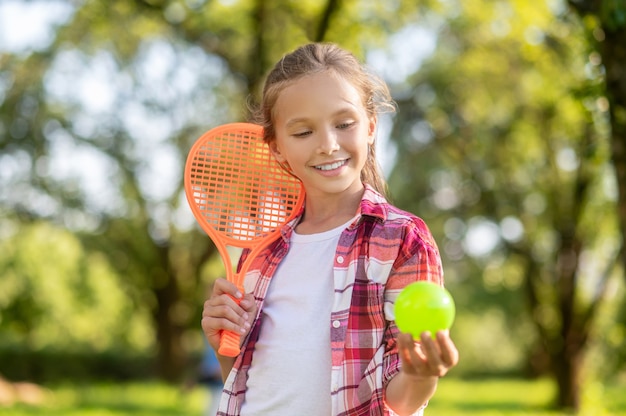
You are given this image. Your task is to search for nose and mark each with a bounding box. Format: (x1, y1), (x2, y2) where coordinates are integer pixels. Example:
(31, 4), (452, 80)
(317, 128), (340, 155)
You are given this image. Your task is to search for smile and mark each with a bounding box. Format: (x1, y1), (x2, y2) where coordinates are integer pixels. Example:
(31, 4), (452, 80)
(314, 159), (348, 171)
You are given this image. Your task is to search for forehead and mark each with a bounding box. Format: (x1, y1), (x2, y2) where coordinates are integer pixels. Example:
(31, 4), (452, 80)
(273, 71), (365, 120)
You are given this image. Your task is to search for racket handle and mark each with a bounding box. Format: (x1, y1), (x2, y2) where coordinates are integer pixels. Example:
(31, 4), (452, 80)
(218, 330), (241, 357)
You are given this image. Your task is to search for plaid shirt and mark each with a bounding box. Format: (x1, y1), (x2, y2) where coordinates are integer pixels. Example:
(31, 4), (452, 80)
(217, 185), (443, 416)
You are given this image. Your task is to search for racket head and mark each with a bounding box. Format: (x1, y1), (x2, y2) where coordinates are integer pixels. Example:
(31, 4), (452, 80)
(184, 122), (304, 252)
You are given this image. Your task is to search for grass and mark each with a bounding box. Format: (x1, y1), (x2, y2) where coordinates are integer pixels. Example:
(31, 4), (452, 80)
(427, 378), (558, 415)
(0, 381), (207, 416)
(0, 377), (624, 415)
(428, 378), (626, 416)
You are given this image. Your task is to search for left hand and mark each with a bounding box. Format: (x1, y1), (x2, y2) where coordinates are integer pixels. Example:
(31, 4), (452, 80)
(397, 330), (459, 379)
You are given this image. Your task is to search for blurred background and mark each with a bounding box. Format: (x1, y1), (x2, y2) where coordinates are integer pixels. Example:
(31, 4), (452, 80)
(1, 0), (625, 415)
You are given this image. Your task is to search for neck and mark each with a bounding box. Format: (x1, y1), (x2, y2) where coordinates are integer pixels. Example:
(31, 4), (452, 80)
(296, 186), (364, 234)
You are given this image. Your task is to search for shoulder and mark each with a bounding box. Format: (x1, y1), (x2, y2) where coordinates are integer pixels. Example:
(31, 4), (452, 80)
(356, 188), (443, 287)
(386, 205), (438, 248)
(359, 186), (437, 249)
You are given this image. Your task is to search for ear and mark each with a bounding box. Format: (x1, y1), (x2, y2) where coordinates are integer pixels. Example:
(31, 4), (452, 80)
(269, 141), (287, 164)
(367, 116), (378, 145)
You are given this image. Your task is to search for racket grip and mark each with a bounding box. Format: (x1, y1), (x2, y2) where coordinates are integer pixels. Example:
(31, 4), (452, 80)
(218, 330), (241, 357)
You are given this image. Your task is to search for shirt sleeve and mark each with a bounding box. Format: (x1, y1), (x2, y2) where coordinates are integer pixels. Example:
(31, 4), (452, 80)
(381, 217), (443, 414)
(384, 216), (444, 321)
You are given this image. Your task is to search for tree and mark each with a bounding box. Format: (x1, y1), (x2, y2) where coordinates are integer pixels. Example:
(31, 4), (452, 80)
(387, 0), (623, 411)
(568, 0), (626, 280)
(0, 0), (438, 381)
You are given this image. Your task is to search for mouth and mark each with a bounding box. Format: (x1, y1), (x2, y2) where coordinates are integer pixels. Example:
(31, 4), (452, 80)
(313, 159), (349, 171)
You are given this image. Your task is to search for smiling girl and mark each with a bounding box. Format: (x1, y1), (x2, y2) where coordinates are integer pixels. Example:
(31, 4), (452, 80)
(201, 42), (459, 416)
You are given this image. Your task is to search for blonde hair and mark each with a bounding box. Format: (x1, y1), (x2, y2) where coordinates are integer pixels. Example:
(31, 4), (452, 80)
(251, 42), (396, 197)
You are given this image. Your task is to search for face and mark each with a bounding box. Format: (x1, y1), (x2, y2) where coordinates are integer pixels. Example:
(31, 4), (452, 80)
(269, 71), (376, 200)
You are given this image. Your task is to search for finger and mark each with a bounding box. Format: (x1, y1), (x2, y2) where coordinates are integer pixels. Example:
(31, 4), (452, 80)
(436, 330), (460, 367)
(202, 304), (251, 340)
(213, 278), (244, 299)
(203, 298), (241, 320)
(419, 331), (441, 358)
(218, 292), (246, 311)
(405, 335), (426, 368)
(397, 333), (415, 364)
(399, 333), (427, 362)
(204, 295), (244, 319)
(203, 296), (250, 333)
(420, 332), (447, 376)
(238, 293), (256, 312)
(202, 313), (249, 336)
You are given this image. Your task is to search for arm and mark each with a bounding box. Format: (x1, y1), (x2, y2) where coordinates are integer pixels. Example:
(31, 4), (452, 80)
(385, 331), (458, 415)
(383, 219), (458, 414)
(201, 278), (257, 382)
(385, 373), (438, 415)
(216, 355), (237, 383)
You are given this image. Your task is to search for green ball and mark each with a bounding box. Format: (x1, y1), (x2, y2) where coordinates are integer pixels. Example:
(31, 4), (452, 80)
(394, 281), (455, 339)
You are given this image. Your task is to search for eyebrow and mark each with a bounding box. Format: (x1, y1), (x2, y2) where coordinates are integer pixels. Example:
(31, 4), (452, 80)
(285, 117), (309, 128)
(284, 107), (358, 127)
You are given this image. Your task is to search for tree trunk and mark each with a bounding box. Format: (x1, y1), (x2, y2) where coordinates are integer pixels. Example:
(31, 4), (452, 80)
(551, 346), (584, 410)
(153, 245), (186, 382)
(551, 231), (587, 411)
(601, 27), (626, 276)
(153, 286), (185, 381)
(524, 225), (589, 411)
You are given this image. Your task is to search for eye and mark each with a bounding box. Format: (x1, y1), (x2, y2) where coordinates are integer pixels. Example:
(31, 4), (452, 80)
(293, 130), (312, 138)
(337, 121), (356, 129)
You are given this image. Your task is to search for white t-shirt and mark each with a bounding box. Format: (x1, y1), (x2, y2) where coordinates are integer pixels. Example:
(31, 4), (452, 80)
(240, 220), (351, 416)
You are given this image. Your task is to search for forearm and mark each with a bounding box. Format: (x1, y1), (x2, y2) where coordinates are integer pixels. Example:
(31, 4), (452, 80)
(385, 373), (438, 415)
(217, 355), (236, 382)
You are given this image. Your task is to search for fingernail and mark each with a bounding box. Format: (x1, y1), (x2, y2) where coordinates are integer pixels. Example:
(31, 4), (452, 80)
(235, 291), (243, 299)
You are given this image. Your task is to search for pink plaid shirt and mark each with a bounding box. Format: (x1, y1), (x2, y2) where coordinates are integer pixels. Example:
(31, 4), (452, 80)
(217, 185), (444, 416)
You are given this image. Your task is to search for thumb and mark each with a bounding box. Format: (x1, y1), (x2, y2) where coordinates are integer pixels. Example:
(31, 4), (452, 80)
(239, 293), (257, 313)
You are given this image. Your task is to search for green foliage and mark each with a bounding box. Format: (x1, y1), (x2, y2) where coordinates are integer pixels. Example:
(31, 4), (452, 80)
(386, 0), (624, 382)
(450, 307), (535, 377)
(1, 0), (626, 404)
(0, 221), (153, 353)
(0, 349), (156, 382)
(0, 378), (624, 415)
(600, 0), (626, 31)
(0, 0), (494, 382)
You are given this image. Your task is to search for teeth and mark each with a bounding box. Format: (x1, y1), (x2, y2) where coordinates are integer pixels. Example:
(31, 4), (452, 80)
(316, 160), (345, 171)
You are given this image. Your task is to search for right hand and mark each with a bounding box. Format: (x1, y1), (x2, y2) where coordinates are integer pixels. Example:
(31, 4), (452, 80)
(201, 278), (257, 353)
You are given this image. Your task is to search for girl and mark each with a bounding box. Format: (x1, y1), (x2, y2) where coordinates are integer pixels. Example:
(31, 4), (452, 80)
(201, 42), (459, 416)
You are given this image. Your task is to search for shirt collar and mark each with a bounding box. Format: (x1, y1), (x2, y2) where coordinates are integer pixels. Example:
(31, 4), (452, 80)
(282, 184), (388, 239)
(357, 184), (388, 223)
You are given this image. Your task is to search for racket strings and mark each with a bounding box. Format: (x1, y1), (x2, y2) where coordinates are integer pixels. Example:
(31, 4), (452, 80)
(188, 129), (302, 241)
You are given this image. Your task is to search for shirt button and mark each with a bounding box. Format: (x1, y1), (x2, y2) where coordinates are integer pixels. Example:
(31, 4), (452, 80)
(336, 256), (344, 264)
(332, 320), (341, 328)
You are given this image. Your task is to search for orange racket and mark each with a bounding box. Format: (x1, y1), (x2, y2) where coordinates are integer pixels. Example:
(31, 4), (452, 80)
(184, 123), (304, 357)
